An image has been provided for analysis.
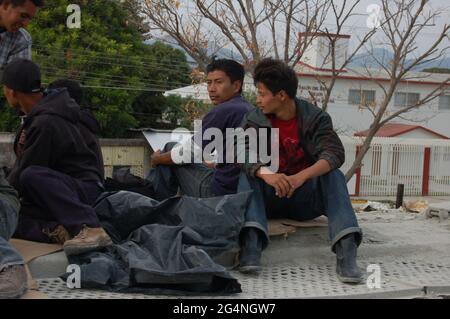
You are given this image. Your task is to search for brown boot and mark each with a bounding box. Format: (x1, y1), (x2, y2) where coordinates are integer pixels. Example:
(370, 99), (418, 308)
(43, 225), (72, 245)
(63, 225), (113, 256)
(0, 265), (28, 299)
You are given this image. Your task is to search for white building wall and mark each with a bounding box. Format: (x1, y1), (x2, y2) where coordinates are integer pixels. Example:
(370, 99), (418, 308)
(297, 76), (450, 137)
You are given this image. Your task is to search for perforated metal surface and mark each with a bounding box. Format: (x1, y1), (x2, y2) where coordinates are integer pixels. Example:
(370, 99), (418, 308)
(36, 260), (450, 299)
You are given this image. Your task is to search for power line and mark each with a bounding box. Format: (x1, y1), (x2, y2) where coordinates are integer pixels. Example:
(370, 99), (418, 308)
(33, 45), (198, 69)
(39, 65), (194, 88)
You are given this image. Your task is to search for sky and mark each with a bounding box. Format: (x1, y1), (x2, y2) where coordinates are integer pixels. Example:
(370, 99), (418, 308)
(322, 0), (450, 55)
(161, 0), (450, 60)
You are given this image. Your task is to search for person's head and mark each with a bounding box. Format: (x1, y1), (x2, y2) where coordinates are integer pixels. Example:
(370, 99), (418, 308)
(48, 79), (83, 105)
(0, 0), (43, 32)
(206, 58), (245, 105)
(253, 58), (298, 115)
(2, 58), (43, 114)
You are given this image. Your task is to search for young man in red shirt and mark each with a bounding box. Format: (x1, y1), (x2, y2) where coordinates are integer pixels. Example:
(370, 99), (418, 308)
(238, 58), (363, 283)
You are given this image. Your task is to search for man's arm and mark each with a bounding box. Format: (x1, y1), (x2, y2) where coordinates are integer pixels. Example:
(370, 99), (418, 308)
(255, 159), (332, 199)
(8, 123), (53, 190)
(7, 29), (32, 63)
(150, 150), (175, 166)
(285, 159), (331, 198)
(255, 167), (291, 198)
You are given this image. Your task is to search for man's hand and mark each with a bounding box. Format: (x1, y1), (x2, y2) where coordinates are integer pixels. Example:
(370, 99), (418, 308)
(257, 168), (291, 198)
(150, 150), (162, 167)
(286, 171), (309, 198)
(204, 161), (216, 169)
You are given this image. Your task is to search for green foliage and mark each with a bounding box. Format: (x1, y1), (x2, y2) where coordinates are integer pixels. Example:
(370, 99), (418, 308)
(0, 101), (21, 132)
(422, 68), (450, 74)
(0, 0), (192, 137)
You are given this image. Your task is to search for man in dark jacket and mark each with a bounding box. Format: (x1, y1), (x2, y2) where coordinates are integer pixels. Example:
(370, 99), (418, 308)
(2, 59), (112, 256)
(47, 79), (105, 181)
(237, 58), (363, 283)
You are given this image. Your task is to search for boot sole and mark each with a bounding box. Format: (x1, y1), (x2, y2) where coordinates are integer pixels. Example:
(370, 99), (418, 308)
(63, 238), (113, 256)
(337, 273), (364, 284)
(239, 265), (262, 274)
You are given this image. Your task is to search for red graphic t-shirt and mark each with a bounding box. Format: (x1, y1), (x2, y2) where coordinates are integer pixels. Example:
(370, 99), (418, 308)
(269, 115), (311, 175)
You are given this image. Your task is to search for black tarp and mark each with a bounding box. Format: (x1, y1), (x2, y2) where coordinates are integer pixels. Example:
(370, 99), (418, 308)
(63, 190), (252, 295)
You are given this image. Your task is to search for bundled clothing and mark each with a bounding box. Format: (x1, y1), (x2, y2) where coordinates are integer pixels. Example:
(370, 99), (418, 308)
(63, 190), (252, 294)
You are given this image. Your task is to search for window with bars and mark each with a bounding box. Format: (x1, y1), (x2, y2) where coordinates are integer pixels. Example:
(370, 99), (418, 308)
(348, 89), (376, 106)
(438, 95), (450, 110)
(394, 92), (420, 108)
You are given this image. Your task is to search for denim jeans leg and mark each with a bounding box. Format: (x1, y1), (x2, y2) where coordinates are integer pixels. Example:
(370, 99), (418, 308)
(279, 169), (362, 252)
(237, 173), (269, 248)
(146, 142), (215, 199)
(316, 169), (362, 252)
(0, 198), (24, 271)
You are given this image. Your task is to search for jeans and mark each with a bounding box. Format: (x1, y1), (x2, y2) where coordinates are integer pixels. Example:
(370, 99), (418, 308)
(0, 170), (23, 271)
(147, 143), (270, 247)
(242, 169), (362, 252)
(147, 142), (216, 200)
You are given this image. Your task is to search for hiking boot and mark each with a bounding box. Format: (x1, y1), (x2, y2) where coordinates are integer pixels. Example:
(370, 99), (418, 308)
(0, 265), (28, 299)
(63, 225), (112, 256)
(238, 228), (263, 274)
(335, 233), (363, 284)
(43, 225), (71, 245)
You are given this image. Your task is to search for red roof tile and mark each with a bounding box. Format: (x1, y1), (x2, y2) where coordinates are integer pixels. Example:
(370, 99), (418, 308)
(354, 123), (449, 139)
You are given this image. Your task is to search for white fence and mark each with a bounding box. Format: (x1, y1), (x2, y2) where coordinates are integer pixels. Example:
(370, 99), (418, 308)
(340, 136), (450, 196)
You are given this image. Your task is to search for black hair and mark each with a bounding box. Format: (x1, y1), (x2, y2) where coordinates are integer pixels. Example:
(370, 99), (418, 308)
(0, 0), (44, 7)
(206, 58), (245, 93)
(48, 79), (82, 105)
(253, 58), (298, 99)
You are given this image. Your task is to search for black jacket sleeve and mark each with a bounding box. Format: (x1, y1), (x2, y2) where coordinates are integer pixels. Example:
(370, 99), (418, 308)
(8, 120), (54, 190)
(307, 112), (345, 170)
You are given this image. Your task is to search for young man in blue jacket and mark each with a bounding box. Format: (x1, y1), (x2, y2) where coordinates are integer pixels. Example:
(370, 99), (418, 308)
(149, 59), (269, 272)
(238, 58), (363, 283)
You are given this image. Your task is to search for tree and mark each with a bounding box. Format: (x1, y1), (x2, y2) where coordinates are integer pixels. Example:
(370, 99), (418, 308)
(24, 0), (148, 137)
(139, 0), (450, 184)
(344, 0), (450, 181)
(139, 0), (331, 70)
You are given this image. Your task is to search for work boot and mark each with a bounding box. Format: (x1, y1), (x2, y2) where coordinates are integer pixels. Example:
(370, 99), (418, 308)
(238, 228), (263, 274)
(63, 225), (112, 256)
(43, 225), (71, 245)
(0, 265), (28, 299)
(335, 233), (363, 284)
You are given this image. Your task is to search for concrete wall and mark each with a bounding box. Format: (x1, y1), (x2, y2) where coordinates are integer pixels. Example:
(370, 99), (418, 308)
(0, 135), (152, 178)
(0, 133), (15, 168)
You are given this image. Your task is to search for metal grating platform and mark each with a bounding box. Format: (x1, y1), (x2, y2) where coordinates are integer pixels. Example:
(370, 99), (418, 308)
(36, 260), (450, 299)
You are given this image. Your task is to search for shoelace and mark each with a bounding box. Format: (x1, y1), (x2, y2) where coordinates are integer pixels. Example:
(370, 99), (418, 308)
(73, 225), (89, 240)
